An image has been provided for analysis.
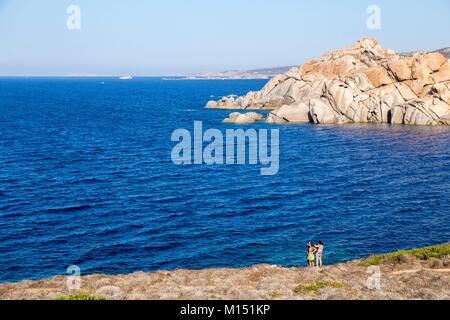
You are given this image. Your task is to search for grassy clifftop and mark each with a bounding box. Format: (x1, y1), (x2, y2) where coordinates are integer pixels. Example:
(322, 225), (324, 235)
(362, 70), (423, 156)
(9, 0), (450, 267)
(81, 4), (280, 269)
(359, 243), (450, 267)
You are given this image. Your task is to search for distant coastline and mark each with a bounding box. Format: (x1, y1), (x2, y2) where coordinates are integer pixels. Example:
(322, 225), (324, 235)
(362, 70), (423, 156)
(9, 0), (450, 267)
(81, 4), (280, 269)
(164, 66), (295, 80)
(169, 47), (450, 81)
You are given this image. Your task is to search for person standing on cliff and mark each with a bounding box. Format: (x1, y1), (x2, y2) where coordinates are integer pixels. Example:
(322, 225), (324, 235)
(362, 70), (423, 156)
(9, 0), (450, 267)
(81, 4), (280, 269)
(315, 241), (324, 269)
(307, 242), (316, 267)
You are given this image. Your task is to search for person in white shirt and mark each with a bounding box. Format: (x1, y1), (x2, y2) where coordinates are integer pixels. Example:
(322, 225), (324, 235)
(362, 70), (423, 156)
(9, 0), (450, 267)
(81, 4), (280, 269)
(315, 241), (324, 268)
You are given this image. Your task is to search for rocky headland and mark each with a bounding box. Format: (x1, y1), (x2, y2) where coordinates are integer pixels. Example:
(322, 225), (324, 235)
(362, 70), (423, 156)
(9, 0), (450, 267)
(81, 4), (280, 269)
(0, 244), (448, 300)
(206, 38), (450, 126)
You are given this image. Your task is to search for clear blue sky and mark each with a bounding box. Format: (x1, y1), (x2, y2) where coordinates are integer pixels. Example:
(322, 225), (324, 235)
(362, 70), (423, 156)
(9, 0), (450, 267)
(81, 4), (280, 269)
(1, 0), (449, 76)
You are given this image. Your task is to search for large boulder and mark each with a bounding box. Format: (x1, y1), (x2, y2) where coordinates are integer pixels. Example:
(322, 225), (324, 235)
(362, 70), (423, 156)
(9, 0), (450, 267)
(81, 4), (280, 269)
(205, 100), (218, 109)
(404, 98), (450, 125)
(420, 52), (447, 72)
(266, 103), (310, 124)
(365, 67), (395, 88)
(388, 58), (414, 81)
(310, 99), (338, 124)
(223, 112), (264, 124)
(431, 82), (450, 105)
(432, 62), (450, 83)
(206, 38), (450, 126)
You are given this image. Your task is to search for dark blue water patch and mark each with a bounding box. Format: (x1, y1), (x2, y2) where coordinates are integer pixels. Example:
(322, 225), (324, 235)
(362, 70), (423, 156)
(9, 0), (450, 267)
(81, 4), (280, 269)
(0, 77), (449, 283)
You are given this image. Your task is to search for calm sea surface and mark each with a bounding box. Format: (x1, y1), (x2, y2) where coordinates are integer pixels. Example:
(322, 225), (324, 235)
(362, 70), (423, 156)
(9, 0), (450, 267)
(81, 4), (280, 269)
(0, 77), (449, 282)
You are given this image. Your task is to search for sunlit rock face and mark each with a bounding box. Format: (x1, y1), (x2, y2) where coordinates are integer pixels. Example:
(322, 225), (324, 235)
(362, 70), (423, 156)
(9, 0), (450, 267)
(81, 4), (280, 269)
(207, 38), (450, 126)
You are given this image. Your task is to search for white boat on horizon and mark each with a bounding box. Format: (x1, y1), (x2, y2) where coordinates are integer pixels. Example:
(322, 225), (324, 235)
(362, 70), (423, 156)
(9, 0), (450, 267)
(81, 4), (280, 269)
(119, 76), (133, 80)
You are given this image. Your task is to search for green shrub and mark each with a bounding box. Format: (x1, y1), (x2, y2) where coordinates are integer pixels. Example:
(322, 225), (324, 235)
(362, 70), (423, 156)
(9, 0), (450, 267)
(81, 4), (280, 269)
(293, 281), (344, 294)
(359, 243), (450, 267)
(53, 292), (105, 300)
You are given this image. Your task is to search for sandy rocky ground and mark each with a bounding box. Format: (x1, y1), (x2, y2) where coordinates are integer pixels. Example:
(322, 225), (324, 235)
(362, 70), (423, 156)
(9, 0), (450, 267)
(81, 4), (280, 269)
(0, 255), (448, 300)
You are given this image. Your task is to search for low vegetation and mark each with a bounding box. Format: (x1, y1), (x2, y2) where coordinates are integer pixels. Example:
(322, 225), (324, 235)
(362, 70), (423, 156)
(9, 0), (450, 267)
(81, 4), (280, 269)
(359, 243), (450, 267)
(293, 281), (344, 294)
(53, 292), (105, 300)
(270, 290), (283, 298)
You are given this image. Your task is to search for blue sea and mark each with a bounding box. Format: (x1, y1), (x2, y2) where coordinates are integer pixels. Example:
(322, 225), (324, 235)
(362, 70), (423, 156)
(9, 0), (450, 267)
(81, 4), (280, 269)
(0, 77), (449, 283)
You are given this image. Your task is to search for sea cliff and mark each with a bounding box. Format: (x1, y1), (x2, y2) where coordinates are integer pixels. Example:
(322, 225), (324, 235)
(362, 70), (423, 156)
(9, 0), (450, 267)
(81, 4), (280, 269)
(0, 244), (448, 300)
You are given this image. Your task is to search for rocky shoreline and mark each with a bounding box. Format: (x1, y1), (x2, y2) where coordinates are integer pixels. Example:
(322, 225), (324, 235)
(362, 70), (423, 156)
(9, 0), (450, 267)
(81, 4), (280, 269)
(0, 244), (448, 300)
(206, 38), (450, 126)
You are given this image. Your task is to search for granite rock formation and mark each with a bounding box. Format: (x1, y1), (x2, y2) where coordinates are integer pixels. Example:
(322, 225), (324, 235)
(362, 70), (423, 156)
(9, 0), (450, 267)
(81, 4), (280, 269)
(207, 38), (450, 126)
